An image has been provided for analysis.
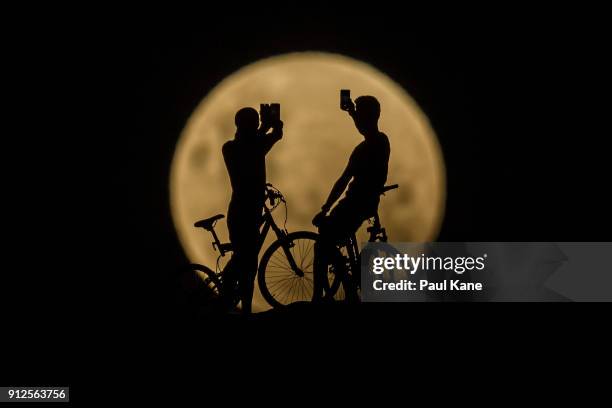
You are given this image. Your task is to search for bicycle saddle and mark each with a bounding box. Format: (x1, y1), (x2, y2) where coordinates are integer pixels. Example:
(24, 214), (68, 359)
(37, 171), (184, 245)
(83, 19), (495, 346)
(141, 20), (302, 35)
(194, 214), (224, 230)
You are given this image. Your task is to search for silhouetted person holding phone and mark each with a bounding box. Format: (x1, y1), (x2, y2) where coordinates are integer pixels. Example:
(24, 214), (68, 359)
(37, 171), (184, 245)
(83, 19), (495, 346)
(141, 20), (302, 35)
(312, 95), (390, 302)
(223, 106), (283, 314)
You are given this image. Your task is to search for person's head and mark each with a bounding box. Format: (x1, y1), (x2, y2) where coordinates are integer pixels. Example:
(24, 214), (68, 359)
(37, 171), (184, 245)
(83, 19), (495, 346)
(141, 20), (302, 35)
(353, 95), (380, 135)
(235, 107), (259, 134)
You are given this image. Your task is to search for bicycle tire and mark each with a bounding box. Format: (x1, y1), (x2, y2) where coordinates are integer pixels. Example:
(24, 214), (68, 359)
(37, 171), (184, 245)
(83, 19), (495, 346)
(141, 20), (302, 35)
(188, 263), (223, 298)
(258, 231), (339, 308)
(324, 245), (350, 299)
(328, 241), (404, 300)
(360, 242), (407, 291)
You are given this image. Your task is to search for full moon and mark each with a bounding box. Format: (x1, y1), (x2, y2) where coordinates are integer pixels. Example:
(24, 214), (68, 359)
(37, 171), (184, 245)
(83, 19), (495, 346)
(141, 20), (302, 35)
(170, 52), (445, 312)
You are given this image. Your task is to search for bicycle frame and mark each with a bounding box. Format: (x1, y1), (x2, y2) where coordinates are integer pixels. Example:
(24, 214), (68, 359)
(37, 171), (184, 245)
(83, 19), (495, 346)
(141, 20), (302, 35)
(213, 194), (304, 279)
(256, 205), (304, 277)
(333, 211), (390, 294)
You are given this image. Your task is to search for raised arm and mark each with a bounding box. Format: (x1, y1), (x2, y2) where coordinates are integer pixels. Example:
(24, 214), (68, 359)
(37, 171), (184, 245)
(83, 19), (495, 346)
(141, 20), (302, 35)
(321, 100), (358, 211)
(312, 160), (353, 227)
(259, 120), (283, 155)
(312, 155), (354, 227)
(321, 163), (352, 213)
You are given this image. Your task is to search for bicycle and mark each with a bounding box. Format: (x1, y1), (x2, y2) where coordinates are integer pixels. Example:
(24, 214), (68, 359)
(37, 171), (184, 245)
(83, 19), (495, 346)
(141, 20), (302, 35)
(187, 183), (325, 309)
(320, 184), (402, 301)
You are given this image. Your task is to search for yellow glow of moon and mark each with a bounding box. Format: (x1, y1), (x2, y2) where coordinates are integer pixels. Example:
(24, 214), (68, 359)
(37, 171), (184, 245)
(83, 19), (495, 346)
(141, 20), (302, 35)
(170, 52), (445, 312)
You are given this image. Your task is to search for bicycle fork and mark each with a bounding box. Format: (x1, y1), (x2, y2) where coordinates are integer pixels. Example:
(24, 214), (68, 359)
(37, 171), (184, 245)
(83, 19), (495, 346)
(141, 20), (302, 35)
(276, 230), (304, 278)
(263, 207), (304, 277)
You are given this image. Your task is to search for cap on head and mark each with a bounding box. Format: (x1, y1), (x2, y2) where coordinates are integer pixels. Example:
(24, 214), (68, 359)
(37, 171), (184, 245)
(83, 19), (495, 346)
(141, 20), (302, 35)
(235, 107), (260, 132)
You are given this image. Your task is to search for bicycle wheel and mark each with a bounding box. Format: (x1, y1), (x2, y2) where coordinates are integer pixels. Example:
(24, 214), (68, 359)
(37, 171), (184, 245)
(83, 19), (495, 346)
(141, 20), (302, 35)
(326, 242), (405, 301)
(259, 231), (339, 308)
(324, 244), (351, 300)
(188, 263), (222, 298)
(360, 242), (413, 300)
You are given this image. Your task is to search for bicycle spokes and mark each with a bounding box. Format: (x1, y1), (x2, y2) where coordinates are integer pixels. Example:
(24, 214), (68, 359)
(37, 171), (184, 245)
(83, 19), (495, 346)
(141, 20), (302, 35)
(261, 235), (315, 305)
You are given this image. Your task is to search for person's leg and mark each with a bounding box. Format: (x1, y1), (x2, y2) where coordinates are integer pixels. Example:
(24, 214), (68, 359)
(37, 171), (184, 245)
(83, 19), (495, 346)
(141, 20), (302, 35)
(221, 256), (239, 309)
(226, 205), (242, 311)
(236, 214), (261, 315)
(239, 243), (258, 315)
(227, 204), (261, 314)
(313, 222), (334, 302)
(325, 200), (369, 302)
(313, 201), (357, 301)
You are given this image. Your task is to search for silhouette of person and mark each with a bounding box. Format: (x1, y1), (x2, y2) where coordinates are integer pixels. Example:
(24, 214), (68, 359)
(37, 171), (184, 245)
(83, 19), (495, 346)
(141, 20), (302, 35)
(312, 95), (390, 301)
(222, 106), (283, 314)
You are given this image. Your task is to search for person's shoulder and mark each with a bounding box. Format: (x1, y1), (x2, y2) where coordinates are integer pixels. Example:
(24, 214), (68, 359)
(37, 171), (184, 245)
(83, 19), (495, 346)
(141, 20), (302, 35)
(378, 132), (390, 150)
(351, 141), (367, 156)
(222, 140), (235, 154)
(355, 140), (367, 148)
(378, 132), (390, 144)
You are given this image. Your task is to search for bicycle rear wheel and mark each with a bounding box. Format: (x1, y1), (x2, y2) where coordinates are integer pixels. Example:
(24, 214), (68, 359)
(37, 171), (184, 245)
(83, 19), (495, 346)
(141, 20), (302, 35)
(188, 263), (222, 298)
(360, 242), (407, 298)
(259, 231), (339, 308)
(327, 241), (404, 301)
(187, 263), (242, 309)
(324, 245), (352, 301)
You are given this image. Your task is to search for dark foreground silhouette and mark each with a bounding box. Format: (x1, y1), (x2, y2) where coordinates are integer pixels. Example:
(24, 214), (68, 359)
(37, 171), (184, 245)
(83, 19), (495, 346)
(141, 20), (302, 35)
(182, 94), (394, 315)
(312, 95), (390, 302)
(221, 106), (283, 314)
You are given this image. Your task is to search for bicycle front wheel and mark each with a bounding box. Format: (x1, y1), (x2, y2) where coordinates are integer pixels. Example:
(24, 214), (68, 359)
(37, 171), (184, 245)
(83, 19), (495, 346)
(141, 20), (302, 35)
(258, 231), (324, 308)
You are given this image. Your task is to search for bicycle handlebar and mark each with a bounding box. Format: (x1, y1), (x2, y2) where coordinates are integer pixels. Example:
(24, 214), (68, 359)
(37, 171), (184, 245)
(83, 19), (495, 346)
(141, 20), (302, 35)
(265, 183), (285, 206)
(381, 184), (399, 194)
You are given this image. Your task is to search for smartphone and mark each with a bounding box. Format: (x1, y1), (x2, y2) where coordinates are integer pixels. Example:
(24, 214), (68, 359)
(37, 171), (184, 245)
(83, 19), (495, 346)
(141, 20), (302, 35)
(270, 103), (280, 122)
(340, 89), (351, 111)
(260, 103), (269, 123)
